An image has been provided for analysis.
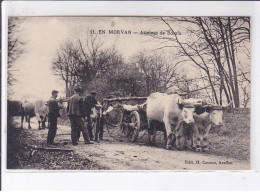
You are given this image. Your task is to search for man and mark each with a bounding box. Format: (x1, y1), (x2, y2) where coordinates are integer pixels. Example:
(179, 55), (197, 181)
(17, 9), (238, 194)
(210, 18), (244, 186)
(67, 87), (94, 145)
(47, 90), (60, 145)
(83, 91), (100, 141)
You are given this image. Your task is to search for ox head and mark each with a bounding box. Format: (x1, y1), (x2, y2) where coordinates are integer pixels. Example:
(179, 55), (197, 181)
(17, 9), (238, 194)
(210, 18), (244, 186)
(204, 103), (231, 126)
(178, 100), (195, 124)
(179, 98), (207, 124)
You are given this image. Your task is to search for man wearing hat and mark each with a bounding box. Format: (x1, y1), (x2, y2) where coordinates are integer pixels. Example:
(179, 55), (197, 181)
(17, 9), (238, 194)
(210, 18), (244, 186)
(47, 90), (60, 145)
(83, 91), (100, 141)
(67, 86), (93, 145)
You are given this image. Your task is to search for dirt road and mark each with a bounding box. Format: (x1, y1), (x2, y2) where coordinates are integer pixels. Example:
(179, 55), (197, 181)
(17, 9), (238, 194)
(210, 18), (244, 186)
(15, 117), (250, 170)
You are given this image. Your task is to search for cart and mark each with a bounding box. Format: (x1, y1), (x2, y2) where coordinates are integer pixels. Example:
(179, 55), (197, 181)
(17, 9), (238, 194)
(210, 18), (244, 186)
(102, 97), (148, 142)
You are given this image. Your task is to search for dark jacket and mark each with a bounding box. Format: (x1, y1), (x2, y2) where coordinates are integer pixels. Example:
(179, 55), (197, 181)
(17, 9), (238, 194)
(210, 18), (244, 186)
(48, 97), (60, 118)
(67, 94), (85, 117)
(84, 95), (98, 114)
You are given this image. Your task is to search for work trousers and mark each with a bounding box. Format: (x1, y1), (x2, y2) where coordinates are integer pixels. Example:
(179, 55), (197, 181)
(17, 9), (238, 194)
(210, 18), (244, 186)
(47, 116), (58, 144)
(77, 113), (93, 140)
(86, 113), (94, 140)
(69, 115), (90, 144)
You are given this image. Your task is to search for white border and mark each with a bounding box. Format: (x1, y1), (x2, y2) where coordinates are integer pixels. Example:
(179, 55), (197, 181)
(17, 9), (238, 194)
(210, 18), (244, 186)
(2, 1), (260, 190)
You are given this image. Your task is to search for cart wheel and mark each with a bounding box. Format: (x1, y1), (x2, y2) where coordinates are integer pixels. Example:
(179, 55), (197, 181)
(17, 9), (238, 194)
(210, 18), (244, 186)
(129, 111), (141, 142)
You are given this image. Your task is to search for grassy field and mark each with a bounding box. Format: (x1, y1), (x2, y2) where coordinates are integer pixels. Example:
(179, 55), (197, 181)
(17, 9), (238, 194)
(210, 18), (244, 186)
(147, 108), (250, 162)
(104, 108), (250, 162)
(208, 109), (250, 161)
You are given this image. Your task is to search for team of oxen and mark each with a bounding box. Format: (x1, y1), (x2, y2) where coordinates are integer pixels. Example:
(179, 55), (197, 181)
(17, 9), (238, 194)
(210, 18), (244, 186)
(145, 92), (230, 152)
(8, 92), (230, 152)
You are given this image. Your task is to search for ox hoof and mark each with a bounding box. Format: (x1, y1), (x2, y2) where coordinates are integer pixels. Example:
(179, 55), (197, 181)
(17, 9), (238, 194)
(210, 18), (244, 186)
(166, 145), (173, 150)
(196, 148), (202, 152)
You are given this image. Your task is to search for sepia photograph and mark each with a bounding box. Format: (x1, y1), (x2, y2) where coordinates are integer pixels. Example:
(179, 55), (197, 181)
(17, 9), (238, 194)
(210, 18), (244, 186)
(6, 16), (250, 171)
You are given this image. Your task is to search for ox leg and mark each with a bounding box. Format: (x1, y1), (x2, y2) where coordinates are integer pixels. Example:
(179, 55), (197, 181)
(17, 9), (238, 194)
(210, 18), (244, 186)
(147, 120), (153, 146)
(21, 115), (24, 129)
(151, 122), (157, 146)
(42, 115), (46, 129)
(191, 124), (201, 152)
(201, 136), (209, 152)
(164, 119), (174, 150)
(183, 133), (188, 150)
(196, 136), (202, 152)
(175, 131), (181, 150)
(38, 121), (41, 130)
(189, 127), (195, 150)
(28, 116), (31, 129)
(42, 120), (46, 129)
(163, 131), (167, 147)
(171, 124), (176, 145)
(174, 121), (184, 150)
(201, 125), (211, 152)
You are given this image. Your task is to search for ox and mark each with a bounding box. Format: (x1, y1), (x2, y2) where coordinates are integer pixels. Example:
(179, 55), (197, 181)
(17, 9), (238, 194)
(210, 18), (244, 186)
(8, 100), (24, 117)
(21, 101), (35, 129)
(21, 100), (49, 130)
(179, 103), (231, 152)
(35, 100), (49, 130)
(146, 92), (198, 150)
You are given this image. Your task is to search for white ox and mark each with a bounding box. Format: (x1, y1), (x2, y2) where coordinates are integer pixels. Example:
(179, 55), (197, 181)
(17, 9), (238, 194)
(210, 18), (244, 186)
(35, 100), (49, 130)
(21, 101), (35, 129)
(179, 103), (230, 152)
(146, 92), (197, 150)
(21, 100), (49, 129)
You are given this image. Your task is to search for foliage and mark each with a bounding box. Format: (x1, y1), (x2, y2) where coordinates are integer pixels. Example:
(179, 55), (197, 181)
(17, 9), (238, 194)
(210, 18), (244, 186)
(8, 17), (24, 93)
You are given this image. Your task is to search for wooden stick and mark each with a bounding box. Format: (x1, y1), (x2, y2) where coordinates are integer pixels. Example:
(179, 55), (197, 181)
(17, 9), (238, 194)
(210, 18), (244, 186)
(103, 93), (188, 102)
(32, 146), (74, 152)
(103, 97), (147, 102)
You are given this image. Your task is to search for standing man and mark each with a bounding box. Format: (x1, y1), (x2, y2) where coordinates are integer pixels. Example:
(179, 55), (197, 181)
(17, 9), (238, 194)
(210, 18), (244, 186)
(47, 90), (60, 145)
(67, 86), (94, 145)
(84, 91), (100, 141)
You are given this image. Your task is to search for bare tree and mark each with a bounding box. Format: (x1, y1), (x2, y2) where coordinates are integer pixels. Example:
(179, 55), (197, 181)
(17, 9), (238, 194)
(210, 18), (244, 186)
(8, 17), (24, 88)
(131, 51), (179, 95)
(156, 16), (250, 107)
(52, 34), (124, 97)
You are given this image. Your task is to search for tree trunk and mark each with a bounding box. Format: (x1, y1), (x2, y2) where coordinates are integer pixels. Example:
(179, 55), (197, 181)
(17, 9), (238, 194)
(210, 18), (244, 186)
(228, 17), (240, 107)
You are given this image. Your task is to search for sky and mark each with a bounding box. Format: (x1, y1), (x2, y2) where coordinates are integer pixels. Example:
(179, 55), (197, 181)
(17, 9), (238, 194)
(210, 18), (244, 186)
(10, 16), (178, 101)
